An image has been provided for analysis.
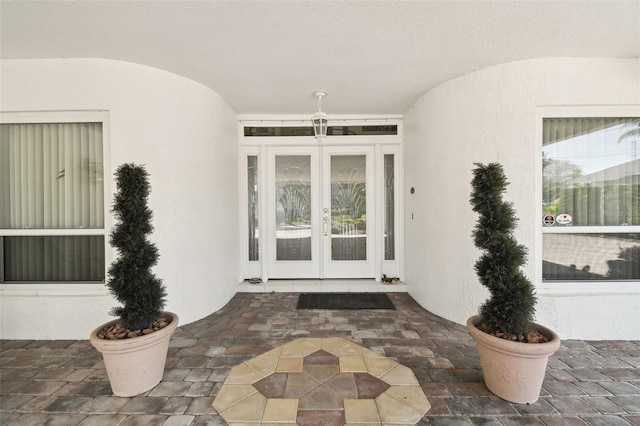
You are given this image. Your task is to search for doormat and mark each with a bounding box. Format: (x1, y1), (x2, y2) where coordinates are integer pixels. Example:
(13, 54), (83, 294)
(297, 293), (395, 310)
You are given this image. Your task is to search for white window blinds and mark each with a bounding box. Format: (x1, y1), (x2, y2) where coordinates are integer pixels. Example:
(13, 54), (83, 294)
(0, 123), (104, 229)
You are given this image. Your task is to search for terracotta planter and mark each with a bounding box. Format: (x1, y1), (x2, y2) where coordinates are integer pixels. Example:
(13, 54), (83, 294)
(467, 315), (560, 404)
(90, 312), (179, 397)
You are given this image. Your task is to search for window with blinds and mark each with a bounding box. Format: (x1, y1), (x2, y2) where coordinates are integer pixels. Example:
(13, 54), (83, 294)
(0, 121), (106, 283)
(542, 117), (639, 281)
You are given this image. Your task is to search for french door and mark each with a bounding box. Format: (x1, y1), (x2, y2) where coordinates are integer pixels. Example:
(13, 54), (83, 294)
(266, 145), (375, 279)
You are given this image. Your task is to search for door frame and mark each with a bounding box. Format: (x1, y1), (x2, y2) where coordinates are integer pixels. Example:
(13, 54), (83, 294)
(238, 115), (404, 283)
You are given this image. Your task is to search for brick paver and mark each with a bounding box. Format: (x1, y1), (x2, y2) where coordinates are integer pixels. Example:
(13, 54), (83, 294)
(1, 292), (639, 425)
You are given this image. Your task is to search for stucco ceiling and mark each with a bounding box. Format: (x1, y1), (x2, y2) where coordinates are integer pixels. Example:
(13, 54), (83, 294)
(1, 1), (639, 115)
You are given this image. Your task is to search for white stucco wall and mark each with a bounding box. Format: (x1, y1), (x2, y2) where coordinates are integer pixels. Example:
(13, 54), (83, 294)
(0, 58), (239, 339)
(404, 57), (640, 340)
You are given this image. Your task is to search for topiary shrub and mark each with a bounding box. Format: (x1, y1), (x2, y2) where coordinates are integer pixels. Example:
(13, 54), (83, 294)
(470, 162), (537, 337)
(107, 163), (167, 331)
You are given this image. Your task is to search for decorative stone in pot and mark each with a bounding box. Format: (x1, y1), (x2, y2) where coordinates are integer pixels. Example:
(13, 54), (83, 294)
(467, 315), (560, 404)
(90, 312), (178, 397)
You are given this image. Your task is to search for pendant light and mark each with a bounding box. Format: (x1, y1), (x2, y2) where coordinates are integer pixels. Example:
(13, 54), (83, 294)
(311, 91), (328, 142)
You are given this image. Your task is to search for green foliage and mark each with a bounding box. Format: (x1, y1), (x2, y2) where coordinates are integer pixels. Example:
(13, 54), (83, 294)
(607, 244), (640, 279)
(618, 245), (640, 261)
(542, 199), (560, 217)
(470, 163), (537, 336)
(550, 184), (638, 226)
(331, 214), (367, 234)
(107, 163), (166, 330)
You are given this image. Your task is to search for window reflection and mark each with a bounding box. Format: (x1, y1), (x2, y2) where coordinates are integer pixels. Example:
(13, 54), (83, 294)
(542, 118), (639, 226)
(275, 156), (312, 261)
(331, 155), (367, 261)
(543, 233), (639, 280)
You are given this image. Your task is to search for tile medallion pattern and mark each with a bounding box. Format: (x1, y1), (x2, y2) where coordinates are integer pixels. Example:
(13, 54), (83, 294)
(212, 337), (431, 425)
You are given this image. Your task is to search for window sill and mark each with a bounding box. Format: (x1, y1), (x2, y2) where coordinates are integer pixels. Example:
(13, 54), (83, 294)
(0, 283), (109, 297)
(537, 281), (640, 297)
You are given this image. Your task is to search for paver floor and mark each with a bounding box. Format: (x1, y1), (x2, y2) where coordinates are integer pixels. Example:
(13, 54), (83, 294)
(1, 292), (639, 425)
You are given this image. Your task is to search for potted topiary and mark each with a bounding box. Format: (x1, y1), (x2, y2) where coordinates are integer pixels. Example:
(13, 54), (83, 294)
(466, 162), (560, 404)
(89, 163), (179, 397)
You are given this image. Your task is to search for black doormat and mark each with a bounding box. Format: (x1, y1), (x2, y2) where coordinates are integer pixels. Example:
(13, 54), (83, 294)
(297, 293), (395, 310)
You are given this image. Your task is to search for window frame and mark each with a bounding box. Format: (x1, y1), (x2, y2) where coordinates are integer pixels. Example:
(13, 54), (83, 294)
(0, 111), (111, 292)
(237, 116), (404, 283)
(535, 106), (640, 295)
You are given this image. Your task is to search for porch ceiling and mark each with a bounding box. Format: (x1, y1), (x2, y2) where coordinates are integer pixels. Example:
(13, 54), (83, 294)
(1, 1), (639, 115)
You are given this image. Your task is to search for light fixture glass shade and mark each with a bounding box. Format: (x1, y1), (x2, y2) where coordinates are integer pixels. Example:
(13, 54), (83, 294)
(311, 91), (328, 143)
(312, 111), (328, 142)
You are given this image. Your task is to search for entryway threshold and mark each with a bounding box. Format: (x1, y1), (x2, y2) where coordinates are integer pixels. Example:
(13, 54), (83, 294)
(237, 279), (407, 293)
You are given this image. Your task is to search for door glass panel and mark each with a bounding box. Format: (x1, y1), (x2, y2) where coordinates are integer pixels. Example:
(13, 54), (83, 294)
(384, 154), (395, 260)
(331, 155), (366, 261)
(275, 155), (312, 261)
(247, 156), (259, 261)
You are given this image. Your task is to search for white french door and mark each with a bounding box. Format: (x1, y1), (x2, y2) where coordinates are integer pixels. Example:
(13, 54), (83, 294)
(322, 145), (375, 278)
(267, 146), (320, 278)
(266, 145), (375, 279)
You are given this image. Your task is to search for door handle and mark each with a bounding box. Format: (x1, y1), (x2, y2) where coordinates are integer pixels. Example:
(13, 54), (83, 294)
(323, 218), (329, 236)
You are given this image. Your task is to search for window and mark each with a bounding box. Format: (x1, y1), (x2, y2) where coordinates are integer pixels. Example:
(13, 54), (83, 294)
(0, 118), (106, 283)
(542, 117), (639, 281)
(384, 154), (395, 260)
(247, 155), (259, 261)
(244, 125), (398, 137)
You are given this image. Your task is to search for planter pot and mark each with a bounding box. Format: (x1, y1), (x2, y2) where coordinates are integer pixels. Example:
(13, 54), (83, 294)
(467, 315), (560, 404)
(90, 312), (179, 397)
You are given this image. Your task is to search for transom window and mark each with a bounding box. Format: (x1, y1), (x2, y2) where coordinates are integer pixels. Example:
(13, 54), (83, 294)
(244, 125), (398, 137)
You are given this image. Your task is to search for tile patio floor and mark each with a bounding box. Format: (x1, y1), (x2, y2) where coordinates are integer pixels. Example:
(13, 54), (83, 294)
(213, 337), (431, 424)
(1, 292), (639, 425)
